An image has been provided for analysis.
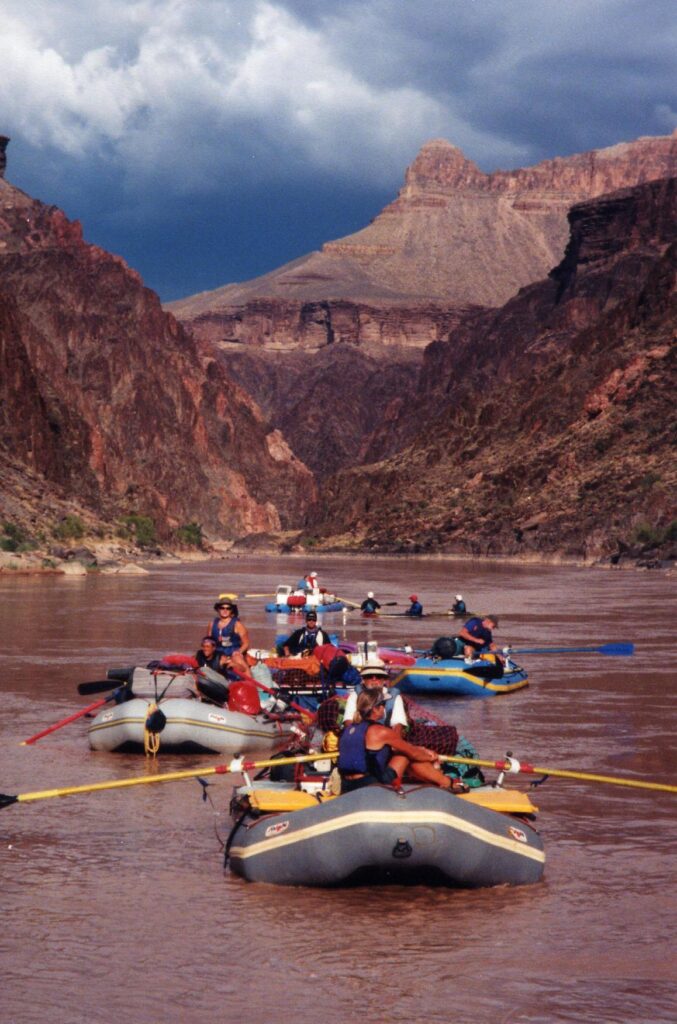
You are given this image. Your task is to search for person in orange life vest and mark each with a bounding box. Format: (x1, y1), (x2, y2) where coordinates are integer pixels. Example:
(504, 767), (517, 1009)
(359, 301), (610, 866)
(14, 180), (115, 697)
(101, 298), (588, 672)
(338, 688), (466, 794)
(206, 595), (250, 676)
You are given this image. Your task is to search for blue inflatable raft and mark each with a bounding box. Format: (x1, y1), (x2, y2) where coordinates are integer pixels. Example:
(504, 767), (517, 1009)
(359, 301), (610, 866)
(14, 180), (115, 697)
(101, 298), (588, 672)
(391, 654), (528, 697)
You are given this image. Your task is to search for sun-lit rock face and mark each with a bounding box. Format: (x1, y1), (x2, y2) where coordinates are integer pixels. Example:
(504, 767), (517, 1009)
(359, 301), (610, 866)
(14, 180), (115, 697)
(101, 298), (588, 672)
(168, 129), (676, 324)
(0, 179), (315, 541)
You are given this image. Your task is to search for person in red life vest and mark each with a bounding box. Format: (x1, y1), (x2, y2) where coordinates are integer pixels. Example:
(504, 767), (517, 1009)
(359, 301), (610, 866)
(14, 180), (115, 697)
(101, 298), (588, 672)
(337, 688), (467, 794)
(206, 594), (250, 675)
(304, 571), (320, 593)
(314, 642), (361, 692)
(456, 614), (501, 662)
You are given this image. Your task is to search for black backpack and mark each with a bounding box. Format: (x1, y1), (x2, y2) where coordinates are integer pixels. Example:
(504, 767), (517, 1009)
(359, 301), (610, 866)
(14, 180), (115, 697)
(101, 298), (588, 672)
(431, 636), (459, 660)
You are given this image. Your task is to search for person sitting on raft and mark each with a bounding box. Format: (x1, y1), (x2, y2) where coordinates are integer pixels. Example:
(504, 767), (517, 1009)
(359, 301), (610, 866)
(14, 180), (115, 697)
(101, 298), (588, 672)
(451, 594), (466, 615)
(405, 594), (423, 617)
(457, 614), (501, 662)
(342, 660), (408, 738)
(338, 688), (467, 794)
(195, 636), (226, 672)
(280, 609), (330, 656)
(360, 591), (381, 615)
(206, 594), (250, 676)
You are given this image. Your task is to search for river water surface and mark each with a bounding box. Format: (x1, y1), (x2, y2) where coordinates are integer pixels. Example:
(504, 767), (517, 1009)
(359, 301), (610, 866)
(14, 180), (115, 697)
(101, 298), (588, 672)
(0, 555), (675, 1024)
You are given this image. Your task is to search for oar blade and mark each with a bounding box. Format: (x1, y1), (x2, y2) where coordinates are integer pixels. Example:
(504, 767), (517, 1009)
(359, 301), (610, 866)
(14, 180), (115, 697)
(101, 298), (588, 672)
(77, 679), (123, 696)
(514, 642), (634, 657)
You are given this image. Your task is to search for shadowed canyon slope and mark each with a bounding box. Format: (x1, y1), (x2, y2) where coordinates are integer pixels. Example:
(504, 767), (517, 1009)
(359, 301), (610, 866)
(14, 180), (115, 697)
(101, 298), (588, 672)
(0, 179), (314, 543)
(312, 178), (676, 559)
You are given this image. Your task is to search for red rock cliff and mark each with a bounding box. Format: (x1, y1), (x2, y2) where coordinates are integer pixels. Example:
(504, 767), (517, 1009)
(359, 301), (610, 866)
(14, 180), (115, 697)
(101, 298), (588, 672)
(312, 177), (676, 560)
(0, 180), (314, 541)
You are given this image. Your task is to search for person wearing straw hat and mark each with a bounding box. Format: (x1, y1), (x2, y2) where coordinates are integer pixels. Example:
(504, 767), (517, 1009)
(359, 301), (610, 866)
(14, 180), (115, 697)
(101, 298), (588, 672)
(205, 594), (250, 675)
(342, 660), (407, 737)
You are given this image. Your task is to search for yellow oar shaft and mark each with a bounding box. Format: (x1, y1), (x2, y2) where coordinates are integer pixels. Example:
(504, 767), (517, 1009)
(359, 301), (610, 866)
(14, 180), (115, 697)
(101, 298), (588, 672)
(12, 751), (338, 805)
(439, 756), (677, 794)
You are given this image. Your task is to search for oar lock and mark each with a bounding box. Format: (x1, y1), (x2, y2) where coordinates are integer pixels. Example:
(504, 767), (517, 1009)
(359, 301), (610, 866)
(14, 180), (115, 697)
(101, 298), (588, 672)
(496, 752), (522, 787)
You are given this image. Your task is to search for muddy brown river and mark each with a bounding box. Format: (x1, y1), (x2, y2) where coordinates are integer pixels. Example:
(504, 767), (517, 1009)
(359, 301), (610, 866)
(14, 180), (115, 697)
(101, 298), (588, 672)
(1, 555), (675, 1023)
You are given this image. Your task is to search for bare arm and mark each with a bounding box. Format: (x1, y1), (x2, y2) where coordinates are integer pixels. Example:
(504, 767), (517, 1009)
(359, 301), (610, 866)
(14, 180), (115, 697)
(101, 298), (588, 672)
(366, 724), (437, 763)
(236, 621), (250, 653)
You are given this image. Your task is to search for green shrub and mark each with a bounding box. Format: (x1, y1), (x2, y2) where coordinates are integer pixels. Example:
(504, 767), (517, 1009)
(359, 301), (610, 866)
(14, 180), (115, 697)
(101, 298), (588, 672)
(117, 514), (156, 547)
(0, 522), (36, 552)
(53, 514), (85, 541)
(176, 522), (204, 549)
(664, 521), (677, 543)
(632, 523), (661, 546)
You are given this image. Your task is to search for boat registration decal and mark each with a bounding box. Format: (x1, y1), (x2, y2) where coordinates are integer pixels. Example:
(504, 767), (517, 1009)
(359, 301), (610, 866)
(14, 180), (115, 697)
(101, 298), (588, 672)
(265, 820), (290, 838)
(508, 825), (527, 843)
(208, 713), (227, 724)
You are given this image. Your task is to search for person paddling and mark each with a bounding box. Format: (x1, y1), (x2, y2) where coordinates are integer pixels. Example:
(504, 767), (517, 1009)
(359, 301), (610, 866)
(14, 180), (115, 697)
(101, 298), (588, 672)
(451, 594), (466, 615)
(206, 594), (250, 675)
(405, 594), (423, 617)
(360, 591), (381, 615)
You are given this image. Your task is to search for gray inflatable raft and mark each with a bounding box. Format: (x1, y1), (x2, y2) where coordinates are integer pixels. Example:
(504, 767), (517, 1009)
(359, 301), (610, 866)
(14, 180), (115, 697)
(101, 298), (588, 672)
(227, 783), (545, 888)
(88, 697), (299, 754)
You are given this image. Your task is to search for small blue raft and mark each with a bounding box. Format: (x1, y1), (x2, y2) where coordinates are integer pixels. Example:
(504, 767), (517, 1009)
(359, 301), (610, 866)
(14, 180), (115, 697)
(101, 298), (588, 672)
(391, 655), (528, 697)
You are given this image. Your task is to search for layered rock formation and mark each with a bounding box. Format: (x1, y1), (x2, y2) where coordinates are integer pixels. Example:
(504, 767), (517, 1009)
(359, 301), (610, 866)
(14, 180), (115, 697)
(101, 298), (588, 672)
(168, 131), (675, 490)
(0, 179), (314, 543)
(169, 130), (676, 334)
(312, 178), (676, 560)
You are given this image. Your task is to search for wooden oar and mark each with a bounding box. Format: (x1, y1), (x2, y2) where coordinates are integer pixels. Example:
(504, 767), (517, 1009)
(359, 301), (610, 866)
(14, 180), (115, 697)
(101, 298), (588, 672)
(242, 592), (275, 598)
(0, 751), (340, 808)
(438, 754), (676, 794)
(512, 643), (634, 656)
(19, 688), (126, 746)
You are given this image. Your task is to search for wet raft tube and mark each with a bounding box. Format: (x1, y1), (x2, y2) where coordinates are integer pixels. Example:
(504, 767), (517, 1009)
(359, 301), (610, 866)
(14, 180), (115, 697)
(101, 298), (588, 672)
(391, 656), (529, 697)
(228, 784), (544, 888)
(87, 697), (297, 754)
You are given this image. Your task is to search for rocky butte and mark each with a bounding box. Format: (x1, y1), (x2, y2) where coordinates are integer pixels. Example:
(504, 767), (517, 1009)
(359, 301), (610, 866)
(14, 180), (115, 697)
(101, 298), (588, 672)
(167, 131), (676, 486)
(0, 164), (314, 548)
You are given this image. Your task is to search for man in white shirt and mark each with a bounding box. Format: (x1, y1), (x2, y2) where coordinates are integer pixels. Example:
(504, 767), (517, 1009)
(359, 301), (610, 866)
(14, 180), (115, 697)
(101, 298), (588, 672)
(342, 661), (408, 737)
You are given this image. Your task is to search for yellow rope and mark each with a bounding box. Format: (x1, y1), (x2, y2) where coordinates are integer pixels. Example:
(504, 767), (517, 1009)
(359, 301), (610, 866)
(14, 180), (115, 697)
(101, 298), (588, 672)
(144, 704), (161, 756)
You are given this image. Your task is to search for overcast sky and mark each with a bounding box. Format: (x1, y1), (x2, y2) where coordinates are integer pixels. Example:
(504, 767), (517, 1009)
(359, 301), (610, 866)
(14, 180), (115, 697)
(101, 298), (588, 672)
(2, 0), (675, 301)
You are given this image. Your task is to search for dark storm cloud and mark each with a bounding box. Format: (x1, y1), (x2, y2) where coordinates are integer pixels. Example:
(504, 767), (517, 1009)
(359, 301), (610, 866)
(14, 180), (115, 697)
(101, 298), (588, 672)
(0, 0), (674, 299)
